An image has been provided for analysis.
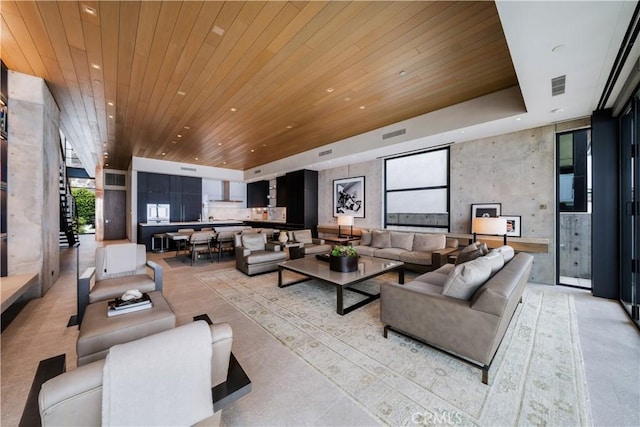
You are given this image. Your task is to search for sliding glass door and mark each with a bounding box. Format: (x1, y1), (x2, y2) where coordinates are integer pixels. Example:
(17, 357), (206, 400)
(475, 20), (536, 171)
(620, 95), (640, 325)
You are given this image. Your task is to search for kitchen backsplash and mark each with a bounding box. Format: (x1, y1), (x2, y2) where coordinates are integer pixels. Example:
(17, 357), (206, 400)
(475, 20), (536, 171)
(204, 206), (286, 222)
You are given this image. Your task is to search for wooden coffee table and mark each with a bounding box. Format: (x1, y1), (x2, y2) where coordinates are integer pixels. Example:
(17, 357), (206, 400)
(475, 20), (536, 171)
(277, 255), (404, 315)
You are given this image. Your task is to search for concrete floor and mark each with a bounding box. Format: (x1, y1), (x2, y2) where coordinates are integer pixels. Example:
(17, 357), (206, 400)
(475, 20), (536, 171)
(1, 234), (639, 426)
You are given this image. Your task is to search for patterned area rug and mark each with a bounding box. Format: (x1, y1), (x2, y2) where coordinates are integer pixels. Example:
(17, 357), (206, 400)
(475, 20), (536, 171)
(196, 268), (592, 426)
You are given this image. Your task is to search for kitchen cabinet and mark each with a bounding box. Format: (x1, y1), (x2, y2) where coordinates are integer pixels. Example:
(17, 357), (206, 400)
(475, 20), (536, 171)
(138, 172), (201, 223)
(285, 169), (318, 230)
(247, 180), (269, 208)
(276, 175), (287, 207)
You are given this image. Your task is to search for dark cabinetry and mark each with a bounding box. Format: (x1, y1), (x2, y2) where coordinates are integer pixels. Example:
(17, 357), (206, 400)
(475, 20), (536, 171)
(247, 180), (269, 208)
(137, 172), (201, 223)
(285, 169), (318, 229)
(276, 175), (287, 207)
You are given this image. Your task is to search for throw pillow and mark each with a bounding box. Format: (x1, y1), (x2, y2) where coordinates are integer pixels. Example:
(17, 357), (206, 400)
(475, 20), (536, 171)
(371, 230), (391, 248)
(242, 234), (265, 251)
(483, 251), (505, 275)
(477, 242), (489, 255)
(460, 242), (478, 253)
(455, 248), (483, 265)
(293, 230), (313, 244)
(442, 257), (492, 300)
(359, 230), (372, 246)
(412, 233), (446, 252)
(390, 232), (414, 251)
(491, 245), (515, 262)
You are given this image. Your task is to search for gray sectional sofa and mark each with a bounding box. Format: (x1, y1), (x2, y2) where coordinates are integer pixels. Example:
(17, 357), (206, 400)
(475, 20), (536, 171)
(351, 229), (459, 272)
(380, 245), (533, 384)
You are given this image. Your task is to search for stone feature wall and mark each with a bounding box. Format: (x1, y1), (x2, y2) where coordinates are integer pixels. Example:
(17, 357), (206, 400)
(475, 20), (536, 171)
(7, 71), (60, 296)
(559, 213), (591, 279)
(318, 159), (383, 230)
(318, 124), (558, 284)
(450, 126), (556, 284)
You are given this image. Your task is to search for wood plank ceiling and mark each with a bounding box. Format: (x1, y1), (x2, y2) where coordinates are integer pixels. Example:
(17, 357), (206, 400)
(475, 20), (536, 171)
(1, 1), (518, 172)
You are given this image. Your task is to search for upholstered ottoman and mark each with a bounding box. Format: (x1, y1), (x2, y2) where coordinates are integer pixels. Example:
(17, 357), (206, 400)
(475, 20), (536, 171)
(77, 291), (176, 366)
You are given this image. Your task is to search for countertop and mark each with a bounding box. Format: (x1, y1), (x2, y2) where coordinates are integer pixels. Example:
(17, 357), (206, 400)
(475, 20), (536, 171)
(140, 220), (244, 227)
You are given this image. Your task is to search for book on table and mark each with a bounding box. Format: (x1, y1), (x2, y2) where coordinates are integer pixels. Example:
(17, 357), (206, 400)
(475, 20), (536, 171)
(107, 293), (153, 317)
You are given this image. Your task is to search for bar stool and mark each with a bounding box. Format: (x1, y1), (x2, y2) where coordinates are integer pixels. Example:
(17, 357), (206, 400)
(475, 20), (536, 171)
(151, 233), (169, 253)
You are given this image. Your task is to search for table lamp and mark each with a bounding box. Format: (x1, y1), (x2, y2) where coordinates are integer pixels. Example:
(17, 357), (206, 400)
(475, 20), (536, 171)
(337, 215), (354, 237)
(472, 217), (508, 245)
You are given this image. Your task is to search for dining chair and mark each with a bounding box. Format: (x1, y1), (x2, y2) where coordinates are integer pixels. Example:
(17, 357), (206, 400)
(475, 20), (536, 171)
(187, 231), (214, 265)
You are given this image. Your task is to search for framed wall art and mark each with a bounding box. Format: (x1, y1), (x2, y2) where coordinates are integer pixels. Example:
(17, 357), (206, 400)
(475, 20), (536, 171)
(501, 215), (521, 237)
(333, 176), (365, 218)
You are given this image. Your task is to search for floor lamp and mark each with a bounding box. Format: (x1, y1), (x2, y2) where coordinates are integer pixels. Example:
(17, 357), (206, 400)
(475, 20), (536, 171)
(337, 215), (354, 238)
(472, 217), (508, 245)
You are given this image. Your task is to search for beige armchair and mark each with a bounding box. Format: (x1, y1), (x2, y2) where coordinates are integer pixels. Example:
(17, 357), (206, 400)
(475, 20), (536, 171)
(290, 229), (332, 256)
(39, 321), (234, 427)
(77, 243), (163, 325)
(234, 233), (285, 276)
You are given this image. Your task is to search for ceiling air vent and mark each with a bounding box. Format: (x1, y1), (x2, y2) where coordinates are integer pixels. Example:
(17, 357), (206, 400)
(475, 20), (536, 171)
(382, 128), (406, 140)
(551, 75), (566, 96)
(319, 149), (332, 157)
(254, 169), (261, 174)
(104, 173), (125, 187)
(180, 166), (197, 172)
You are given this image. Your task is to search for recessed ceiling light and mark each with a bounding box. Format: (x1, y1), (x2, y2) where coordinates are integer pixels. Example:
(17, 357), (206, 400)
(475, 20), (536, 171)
(326, 88), (334, 93)
(230, 107), (237, 112)
(171, 141), (177, 144)
(515, 117), (522, 121)
(107, 101), (114, 106)
(262, 144), (267, 147)
(286, 125), (292, 129)
(177, 134), (182, 138)
(359, 105), (366, 110)
(212, 25), (225, 36)
(399, 70), (406, 76)
(82, 5), (97, 16)
(105, 163), (109, 167)
(250, 149), (255, 153)
(177, 91), (186, 96)
(103, 151), (108, 155)
(223, 162), (226, 165)
(217, 142), (222, 146)
(108, 115), (113, 119)
(195, 157), (199, 160)
(91, 63), (101, 70)
(183, 126), (190, 130)
(161, 152), (166, 156)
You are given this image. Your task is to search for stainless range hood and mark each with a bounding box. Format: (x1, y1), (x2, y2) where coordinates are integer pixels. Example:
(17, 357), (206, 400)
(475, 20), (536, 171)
(209, 181), (244, 205)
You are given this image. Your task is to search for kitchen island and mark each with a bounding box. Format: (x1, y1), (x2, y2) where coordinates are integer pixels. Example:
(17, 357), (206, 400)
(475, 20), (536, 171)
(137, 220), (244, 252)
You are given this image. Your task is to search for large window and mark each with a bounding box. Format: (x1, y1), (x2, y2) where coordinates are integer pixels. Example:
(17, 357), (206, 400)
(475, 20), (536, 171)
(384, 147), (449, 231)
(558, 130), (590, 212)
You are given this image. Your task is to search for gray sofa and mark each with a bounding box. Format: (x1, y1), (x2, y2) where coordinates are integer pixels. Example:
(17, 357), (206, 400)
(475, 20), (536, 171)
(380, 245), (533, 384)
(352, 229), (458, 272)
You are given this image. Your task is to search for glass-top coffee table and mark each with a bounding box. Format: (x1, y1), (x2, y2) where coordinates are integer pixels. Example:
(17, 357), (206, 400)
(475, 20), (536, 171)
(277, 255), (404, 315)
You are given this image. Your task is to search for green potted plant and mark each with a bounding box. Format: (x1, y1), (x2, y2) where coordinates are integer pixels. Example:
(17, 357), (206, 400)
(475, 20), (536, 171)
(329, 245), (358, 272)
